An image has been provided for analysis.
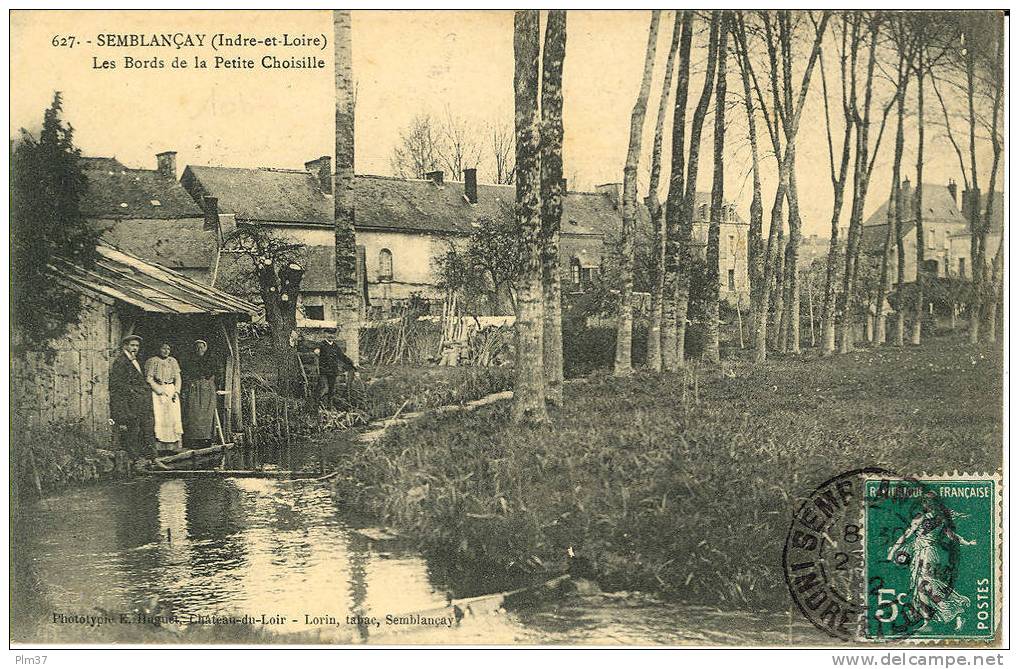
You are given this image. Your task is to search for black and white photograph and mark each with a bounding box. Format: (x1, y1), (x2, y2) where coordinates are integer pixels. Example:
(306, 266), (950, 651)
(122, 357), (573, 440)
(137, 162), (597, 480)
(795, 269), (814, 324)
(7, 7), (1007, 660)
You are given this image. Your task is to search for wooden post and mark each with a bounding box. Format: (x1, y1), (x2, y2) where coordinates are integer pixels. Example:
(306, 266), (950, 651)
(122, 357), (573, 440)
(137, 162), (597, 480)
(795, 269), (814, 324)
(249, 389), (258, 427)
(807, 276), (816, 347)
(735, 298), (745, 349)
(282, 401), (291, 448)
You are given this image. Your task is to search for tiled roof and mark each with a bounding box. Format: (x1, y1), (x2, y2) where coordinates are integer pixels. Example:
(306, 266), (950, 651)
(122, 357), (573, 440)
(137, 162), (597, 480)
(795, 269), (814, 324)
(50, 243), (258, 316)
(181, 165), (330, 226)
(102, 218), (216, 271)
(80, 157), (204, 219)
(182, 164), (628, 235)
(862, 183), (966, 229)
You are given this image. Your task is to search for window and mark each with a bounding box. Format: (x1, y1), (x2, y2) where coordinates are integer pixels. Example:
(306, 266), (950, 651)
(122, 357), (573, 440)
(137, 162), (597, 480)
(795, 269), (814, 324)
(728, 269), (736, 292)
(728, 234), (735, 257)
(378, 248), (393, 281)
(570, 258), (581, 285)
(304, 305), (325, 321)
(927, 228), (936, 249)
(959, 258), (966, 277)
(699, 204), (708, 221)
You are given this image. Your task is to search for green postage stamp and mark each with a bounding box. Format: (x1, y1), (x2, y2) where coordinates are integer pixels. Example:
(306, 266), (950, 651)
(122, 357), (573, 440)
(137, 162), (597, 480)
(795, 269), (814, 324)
(864, 475), (999, 641)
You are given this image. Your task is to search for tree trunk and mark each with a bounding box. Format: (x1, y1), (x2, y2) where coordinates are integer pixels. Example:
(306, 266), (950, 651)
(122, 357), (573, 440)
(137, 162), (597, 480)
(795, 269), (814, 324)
(734, 21), (764, 357)
(675, 11), (720, 367)
(784, 154), (803, 354)
(702, 11), (729, 364)
(511, 10), (548, 424)
(614, 10), (661, 375)
(333, 10), (360, 366)
(878, 57), (908, 347)
(539, 10), (567, 406)
(645, 11), (682, 372)
(661, 12), (694, 372)
(770, 223), (786, 352)
(911, 51), (926, 346)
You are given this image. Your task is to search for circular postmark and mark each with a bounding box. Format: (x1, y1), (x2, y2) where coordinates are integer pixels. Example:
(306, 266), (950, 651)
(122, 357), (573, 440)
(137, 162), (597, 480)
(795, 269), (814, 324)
(783, 468), (960, 641)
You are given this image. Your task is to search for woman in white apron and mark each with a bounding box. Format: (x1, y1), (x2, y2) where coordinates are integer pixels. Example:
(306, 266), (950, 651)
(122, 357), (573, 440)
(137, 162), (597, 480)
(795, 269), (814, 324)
(145, 342), (184, 452)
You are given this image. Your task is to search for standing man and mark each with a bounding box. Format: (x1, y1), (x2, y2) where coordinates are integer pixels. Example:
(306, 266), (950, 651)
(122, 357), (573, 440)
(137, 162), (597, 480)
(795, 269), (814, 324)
(109, 334), (154, 461)
(314, 336), (357, 406)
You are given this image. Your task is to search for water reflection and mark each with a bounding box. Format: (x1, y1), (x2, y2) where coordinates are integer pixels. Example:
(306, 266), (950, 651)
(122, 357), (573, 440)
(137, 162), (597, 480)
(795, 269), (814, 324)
(19, 478), (827, 645)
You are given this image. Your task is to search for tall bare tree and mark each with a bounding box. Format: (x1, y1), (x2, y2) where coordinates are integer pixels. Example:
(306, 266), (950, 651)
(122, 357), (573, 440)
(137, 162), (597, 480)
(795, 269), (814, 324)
(334, 9), (360, 366)
(439, 107), (483, 182)
(703, 11), (730, 363)
(511, 10), (548, 423)
(836, 13), (898, 354)
(614, 10), (661, 375)
(732, 17), (765, 355)
(875, 30), (913, 347)
(389, 114), (441, 179)
(675, 11), (720, 366)
(741, 10), (829, 362)
(661, 11), (694, 372)
(818, 17), (856, 355)
(645, 11), (682, 371)
(491, 120), (515, 184)
(539, 10), (567, 406)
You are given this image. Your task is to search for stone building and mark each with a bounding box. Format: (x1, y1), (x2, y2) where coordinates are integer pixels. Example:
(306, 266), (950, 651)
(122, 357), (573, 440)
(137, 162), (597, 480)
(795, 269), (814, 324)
(861, 179), (1002, 283)
(81, 152), (218, 283)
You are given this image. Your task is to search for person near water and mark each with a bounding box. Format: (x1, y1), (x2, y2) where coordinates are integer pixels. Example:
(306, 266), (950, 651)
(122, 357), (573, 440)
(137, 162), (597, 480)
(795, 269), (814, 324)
(182, 339), (218, 449)
(109, 334), (155, 460)
(314, 337), (357, 405)
(145, 342), (184, 453)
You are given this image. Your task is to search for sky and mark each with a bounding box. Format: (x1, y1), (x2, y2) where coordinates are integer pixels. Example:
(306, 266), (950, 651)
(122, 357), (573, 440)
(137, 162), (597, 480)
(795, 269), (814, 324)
(10, 10), (1000, 237)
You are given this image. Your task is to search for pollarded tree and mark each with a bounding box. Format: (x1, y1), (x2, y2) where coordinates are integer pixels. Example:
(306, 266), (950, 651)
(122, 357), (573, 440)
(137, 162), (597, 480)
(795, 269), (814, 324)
(224, 226), (306, 395)
(614, 10), (661, 375)
(334, 9), (361, 366)
(511, 9), (548, 423)
(539, 10), (567, 405)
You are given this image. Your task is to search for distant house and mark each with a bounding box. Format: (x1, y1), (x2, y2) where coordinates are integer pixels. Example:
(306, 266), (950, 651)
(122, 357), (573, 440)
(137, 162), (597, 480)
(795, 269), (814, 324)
(861, 179), (1003, 283)
(182, 159), (618, 319)
(950, 189), (1004, 279)
(684, 192), (750, 299)
(81, 152), (218, 282)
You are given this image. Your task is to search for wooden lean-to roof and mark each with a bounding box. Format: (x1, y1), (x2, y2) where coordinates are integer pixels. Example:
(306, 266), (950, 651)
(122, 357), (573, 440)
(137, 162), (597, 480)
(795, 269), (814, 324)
(49, 243), (258, 317)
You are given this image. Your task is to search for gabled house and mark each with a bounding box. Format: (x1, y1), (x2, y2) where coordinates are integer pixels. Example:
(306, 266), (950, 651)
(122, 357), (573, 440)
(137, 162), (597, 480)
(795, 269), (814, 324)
(182, 159), (620, 319)
(81, 152), (218, 282)
(861, 179), (1004, 283)
(860, 180), (971, 283)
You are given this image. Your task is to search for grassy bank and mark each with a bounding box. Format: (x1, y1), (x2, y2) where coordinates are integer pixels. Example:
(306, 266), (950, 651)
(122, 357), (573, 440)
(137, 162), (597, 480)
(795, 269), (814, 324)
(337, 336), (1002, 608)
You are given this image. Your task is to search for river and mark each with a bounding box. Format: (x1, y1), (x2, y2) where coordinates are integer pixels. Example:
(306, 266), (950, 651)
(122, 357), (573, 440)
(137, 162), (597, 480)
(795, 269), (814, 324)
(13, 472), (830, 645)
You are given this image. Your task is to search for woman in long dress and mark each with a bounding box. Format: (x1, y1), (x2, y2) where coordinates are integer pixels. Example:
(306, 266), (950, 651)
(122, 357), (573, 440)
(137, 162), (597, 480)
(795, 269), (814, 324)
(182, 339), (218, 449)
(887, 498), (976, 629)
(145, 342), (184, 453)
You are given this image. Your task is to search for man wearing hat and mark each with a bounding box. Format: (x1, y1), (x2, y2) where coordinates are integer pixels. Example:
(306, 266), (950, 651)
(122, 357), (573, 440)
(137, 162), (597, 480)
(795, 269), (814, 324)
(109, 334), (155, 460)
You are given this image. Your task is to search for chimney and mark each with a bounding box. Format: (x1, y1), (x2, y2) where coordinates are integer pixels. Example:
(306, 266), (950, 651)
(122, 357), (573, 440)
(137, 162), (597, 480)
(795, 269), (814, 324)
(304, 156), (332, 195)
(560, 177), (568, 193)
(202, 196), (219, 231)
(426, 170), (444, 186)
(901, 177), (911, 194)
(595, 182), (622, 209)
(156, 151), (177, 179)
(463, 168), (478, 204)
(947, 178), (958, 207)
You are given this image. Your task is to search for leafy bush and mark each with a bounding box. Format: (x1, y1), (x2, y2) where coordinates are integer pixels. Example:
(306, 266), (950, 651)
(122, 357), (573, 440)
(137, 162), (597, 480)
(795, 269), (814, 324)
(12, 417), (110, 495)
